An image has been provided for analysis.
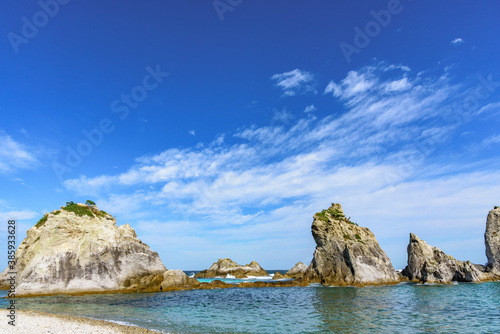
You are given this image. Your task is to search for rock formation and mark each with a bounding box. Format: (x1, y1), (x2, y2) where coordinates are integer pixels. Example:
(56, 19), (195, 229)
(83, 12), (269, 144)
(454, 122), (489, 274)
(303, 203), (399, 286)
(0, 203), (166, 296)
(485, 207), (500, 275)
(402, 206), (500, 283)
(273, 271), (285, 279)
(401, 233), (489, 283)
(284, 262), (308, 279)
(194, 258), (268, 279)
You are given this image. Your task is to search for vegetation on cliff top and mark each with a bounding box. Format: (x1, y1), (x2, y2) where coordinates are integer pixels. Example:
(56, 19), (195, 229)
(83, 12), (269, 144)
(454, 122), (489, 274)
(63, 201), (95, 218)
(34, 201), (109, 228)
(315, 207), (359, 226)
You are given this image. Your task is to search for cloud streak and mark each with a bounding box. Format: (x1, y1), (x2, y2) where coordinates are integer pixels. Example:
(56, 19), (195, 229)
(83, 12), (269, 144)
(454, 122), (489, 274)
(0, 133), (39, 173)
(62, 62), (500, 269)
(271, 69), (317, 96)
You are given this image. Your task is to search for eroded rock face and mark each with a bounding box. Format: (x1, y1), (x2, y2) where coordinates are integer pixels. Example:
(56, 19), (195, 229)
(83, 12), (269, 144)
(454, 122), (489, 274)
(194, 258), (268, 279)
(303, 203), (399, 286)
(284, 262), (307, 279)
(401, 233), (491, 283)
(0, 204), (166, 296)
(485, 207), (500, 275)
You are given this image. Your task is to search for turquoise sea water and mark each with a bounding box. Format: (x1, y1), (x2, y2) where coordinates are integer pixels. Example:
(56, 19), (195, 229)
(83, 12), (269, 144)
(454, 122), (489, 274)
(1, 279), (499, 333)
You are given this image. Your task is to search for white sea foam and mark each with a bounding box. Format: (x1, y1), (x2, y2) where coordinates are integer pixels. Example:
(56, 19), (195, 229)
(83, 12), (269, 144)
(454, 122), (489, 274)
(226, 274), (236, 279)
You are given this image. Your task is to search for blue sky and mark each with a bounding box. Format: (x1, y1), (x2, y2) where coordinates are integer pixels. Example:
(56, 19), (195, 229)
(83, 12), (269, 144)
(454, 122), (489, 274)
(1, 0), (500, 270)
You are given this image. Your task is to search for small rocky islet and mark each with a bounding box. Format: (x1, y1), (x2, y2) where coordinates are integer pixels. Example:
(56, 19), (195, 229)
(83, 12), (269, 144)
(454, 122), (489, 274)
(1, 202), (499, 297)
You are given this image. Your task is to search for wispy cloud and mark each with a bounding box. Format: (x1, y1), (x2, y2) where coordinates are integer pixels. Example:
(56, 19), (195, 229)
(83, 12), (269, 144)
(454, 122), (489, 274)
(271, 69), (317, 96)
(65, 62), (470, 212)
(0, 133), (39, 173)
(451, 38), (464, 45)
(189, 130), (196, 136)
(304, 104), (317, 113)
(272, 108), (293, 123)
(62, 62), (500, 268)
(477, 102), (500, 117)
(384, 77), (412, 92)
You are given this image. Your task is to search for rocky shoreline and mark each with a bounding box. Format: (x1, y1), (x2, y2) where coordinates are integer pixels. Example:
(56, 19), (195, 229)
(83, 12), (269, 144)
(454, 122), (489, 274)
(1, 202), (499, 298)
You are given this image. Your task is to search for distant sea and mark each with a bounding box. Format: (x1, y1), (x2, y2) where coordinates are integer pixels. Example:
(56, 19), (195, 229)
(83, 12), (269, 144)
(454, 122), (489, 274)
(2, 271), (499, 333)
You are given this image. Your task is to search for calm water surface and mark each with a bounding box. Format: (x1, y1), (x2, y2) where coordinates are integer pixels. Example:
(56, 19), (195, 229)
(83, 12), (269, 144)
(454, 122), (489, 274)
(1, 282), (499, 333)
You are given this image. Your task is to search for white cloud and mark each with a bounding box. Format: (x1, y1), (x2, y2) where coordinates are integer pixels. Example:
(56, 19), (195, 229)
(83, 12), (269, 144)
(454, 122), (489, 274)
(0, 133), (39, 173)
(188, 130), (196, 136)
(66, 62), (465, 205)
(384, 77), (412, 92)
(477, 102), (500, 116)
(324, 67), (378, 101)
(0, 209), (38, 222)
(384, 64), (411, 72)
(451, 38), (464, 45)
(483, 135), (500, 145)
(271, 69), (317, 96)
(62, 62), (500, 269)
(304, 104), (317, 113)
(63, 175), (118, 196)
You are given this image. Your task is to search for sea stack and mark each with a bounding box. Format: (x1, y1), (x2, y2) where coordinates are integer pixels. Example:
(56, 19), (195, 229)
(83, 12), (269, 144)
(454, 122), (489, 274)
(485, 206), (500, 275)
(401, 233), (486, 283)
(303, 203), (399, 286)
(0, 202), (166, 296)
(194, 258), (268, 279)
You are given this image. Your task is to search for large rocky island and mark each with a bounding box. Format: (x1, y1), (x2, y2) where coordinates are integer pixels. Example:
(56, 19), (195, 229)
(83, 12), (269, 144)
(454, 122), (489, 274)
(0, 202), (192, 296)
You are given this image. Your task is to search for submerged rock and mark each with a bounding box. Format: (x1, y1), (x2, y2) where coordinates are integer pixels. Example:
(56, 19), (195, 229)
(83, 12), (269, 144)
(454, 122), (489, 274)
(194, 258), (268, 279)
(401, 233), (488, 283)
(303, 203), (399, 286)
(284, 262), (308, 279)
(485, 207), (500, 275)
(0, 203), (166, 296)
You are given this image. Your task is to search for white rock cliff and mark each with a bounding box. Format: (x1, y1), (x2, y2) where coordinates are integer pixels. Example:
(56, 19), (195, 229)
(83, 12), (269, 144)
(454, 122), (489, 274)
(0, 203), (166, 296)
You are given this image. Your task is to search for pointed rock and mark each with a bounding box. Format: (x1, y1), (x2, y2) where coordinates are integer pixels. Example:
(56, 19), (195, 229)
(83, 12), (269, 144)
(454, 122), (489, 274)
(303, 203), (399, 286)
(485, 206), (500, 275)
